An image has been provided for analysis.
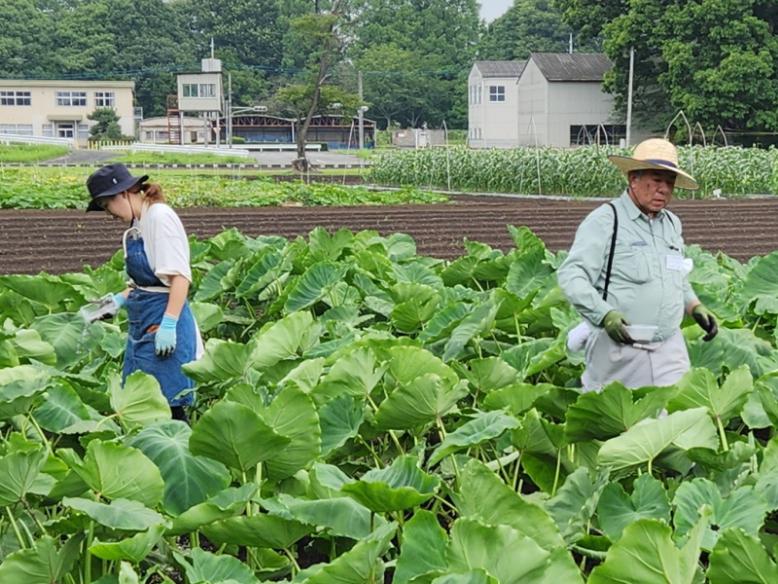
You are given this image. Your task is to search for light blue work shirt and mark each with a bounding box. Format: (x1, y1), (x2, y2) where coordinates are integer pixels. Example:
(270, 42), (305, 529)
(557, 191), (698, 342)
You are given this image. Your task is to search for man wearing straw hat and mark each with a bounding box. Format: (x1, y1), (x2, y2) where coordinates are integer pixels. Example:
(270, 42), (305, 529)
(557, 138), (718, 391)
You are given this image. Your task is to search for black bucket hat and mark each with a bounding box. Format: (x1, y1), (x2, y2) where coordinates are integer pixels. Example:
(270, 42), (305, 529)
(86, 164), (148, 212)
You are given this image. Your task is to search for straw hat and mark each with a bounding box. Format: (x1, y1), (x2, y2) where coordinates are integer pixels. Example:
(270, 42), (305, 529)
(608, 138), (698, 190)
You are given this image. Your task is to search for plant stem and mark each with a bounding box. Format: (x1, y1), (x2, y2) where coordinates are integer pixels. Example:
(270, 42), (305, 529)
(716, 416), (730, 451)
(5, 507), (26, 549)
(551, 448), (562, 496)
(284, 548), (301, 575)
(647, 458), (653, 476)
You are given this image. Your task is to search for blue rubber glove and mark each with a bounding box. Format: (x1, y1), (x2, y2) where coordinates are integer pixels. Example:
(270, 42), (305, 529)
(112, 293), (127, 311)
(155, 314), (177, 356)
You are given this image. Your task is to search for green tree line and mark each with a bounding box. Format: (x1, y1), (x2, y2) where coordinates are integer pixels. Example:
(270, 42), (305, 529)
(2, 1), (775, 133)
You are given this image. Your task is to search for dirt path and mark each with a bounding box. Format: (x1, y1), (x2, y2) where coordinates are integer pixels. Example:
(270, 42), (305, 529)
(1, 196), (775, 274)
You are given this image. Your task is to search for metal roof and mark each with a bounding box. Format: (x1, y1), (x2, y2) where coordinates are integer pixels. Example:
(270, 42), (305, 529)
(474, 61), (527, 78)
(530, 53), (612, 82)
(0, 79), (135, 88)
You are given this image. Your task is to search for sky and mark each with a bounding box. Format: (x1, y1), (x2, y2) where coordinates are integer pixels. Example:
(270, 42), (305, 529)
(480, 0), (512, 22)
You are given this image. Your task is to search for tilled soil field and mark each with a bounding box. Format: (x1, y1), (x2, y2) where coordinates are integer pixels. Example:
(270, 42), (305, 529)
(1, 195), (776, 275)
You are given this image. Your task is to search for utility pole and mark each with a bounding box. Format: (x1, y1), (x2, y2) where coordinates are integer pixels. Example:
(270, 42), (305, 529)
(227, 72), (232, 147)
(358, 70), (364, 150)
(626, 46), (634, 147)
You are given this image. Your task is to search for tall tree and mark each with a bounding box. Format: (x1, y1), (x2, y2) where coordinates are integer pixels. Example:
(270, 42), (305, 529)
(273, 0), (355, 171)
(0, 0), (58, 77)
(174, 0), (286, 107)
(557, 0), (778, 133)
(478, 0), (595, 61)
(348, 0), (481, 128)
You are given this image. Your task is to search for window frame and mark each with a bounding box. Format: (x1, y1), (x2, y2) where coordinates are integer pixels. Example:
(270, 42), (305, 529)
(488, 85), (505, 103)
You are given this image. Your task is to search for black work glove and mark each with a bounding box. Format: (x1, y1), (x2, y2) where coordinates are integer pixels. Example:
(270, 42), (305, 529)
(602, 310), (634, 344)
(691, 305), (718, 341)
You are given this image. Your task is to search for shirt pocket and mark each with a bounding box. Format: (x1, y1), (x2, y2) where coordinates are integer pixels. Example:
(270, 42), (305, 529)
(611, 245), (651, 284)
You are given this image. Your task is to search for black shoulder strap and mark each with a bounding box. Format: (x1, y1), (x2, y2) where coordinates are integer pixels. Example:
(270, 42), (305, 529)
(603, 202), (618, 301)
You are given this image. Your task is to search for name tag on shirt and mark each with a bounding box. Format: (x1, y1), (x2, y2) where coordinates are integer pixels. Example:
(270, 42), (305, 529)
(666, 255), (686, 271)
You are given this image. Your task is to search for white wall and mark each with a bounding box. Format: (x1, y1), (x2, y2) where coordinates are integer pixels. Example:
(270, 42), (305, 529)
(516, 59), (549, 146)
(0, 80), (135, 145)
(547, 82), (616, 146)
(468, 66), (519, 148)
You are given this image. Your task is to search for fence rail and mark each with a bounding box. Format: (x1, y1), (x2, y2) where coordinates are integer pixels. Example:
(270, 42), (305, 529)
(97, 143), (251, 157)
(0, 134), (74, 147)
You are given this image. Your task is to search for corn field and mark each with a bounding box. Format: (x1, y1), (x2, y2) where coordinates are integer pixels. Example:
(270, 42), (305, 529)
(369, 145), (777, 198)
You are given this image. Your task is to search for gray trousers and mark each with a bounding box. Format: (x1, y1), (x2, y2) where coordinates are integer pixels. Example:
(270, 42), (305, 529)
(581, 329), (690, 392)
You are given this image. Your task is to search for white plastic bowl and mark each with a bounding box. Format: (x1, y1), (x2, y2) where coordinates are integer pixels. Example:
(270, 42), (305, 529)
(625, 324), (658, 342)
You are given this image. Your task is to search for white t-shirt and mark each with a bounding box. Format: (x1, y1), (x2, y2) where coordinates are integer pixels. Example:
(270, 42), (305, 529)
(138, 202), (192, 285)
(134, 202), (204, 358)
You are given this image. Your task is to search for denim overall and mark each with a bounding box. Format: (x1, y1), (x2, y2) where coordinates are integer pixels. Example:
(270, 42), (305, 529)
(122, 227), (196, 406)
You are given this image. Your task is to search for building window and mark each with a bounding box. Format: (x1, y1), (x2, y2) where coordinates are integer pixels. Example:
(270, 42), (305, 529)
(0, 124), (33, 135)
(183, 83), (216, 98)
(42, 124), (54, 137)
(56, 91), (87, 106)
(489, 86), (505, 102)
(199, 84), (215, 97)
(94, 91), (115, 107)
(0, 91), (31, 106)
(78, 122), (90, 140)
(570, 124), (627, 146)
(183, 84), (199, 97)
(57, 123), (75, 138)
(476, 85), (482, 104)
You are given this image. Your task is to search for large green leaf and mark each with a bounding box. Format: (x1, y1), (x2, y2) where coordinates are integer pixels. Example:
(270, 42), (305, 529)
(0, 535), (80, 584)
(235, 249), (286, 299)
(300, 522), (397, 584)
(461, 357), (520, 393)
(189, 301), (224, 333)
(255, 385), (321, 481)
(597, 474), (671, 541)
(0, 364), (50, 420)
(189, 400), (291, 472)
(482, 382), (555, 416)
(546, 468), (609, 544)
(447, 518), (583, 584)
(182, 338), (252, 384)
(565, 383), (671, 443)
(673, 479), (768, 551)
(312, 347), (384, 405)
(374, 373), (468, 431)
(588, 516), (707, 584)
(341, 455), (440, 512)
(268, 493), (385, 540)
(10, 328), (56, 365)
(63, 497), (164, 531)
(385, 345), (459, 388)
(0, 274), (81, 310)
(0, 446), (46, 507)
(687, 327), (778, 378)
(129, 421), (230, 516)
(174, 548), (258, 584)
(319, 394), (365, 457)
(755, 436), (778, 510)
(193, 260), (233, 302)
(201, 514), (311, 549)
(455, 460), (565, 552)
(32, 381), (91, 433)
(89, 524), (166, 562)
(442, 298), (500, 362)
(429, 411), (520, 466)
(166, 484), (256, 536)
(110, 372), (170, 430)
(394, 510), (449, 584)
(248, 311), (316, 370)
(62, 440), (164, 507)
(285, 261), (348, 312)
(668, 366), (753, 426)
(707, 528), (778, 584)
(31, 313), (97, 367)
(597, 407), (718, 470)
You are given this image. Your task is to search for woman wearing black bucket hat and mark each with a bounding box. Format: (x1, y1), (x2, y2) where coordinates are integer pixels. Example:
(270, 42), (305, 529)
(82, 163), (202, 421)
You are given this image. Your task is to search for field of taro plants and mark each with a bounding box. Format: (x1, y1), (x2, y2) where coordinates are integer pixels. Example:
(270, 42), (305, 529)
(3, 225), (778, 583)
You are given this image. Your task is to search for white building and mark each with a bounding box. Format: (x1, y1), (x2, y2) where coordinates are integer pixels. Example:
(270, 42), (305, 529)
(468, 53), (625, 148)
(468, 60), (526, 148)
(0, 79), (135, 145)
(138, 116), (208, 144)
